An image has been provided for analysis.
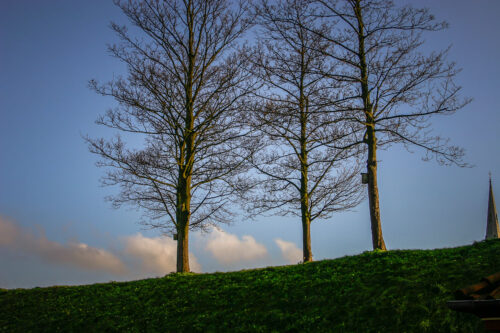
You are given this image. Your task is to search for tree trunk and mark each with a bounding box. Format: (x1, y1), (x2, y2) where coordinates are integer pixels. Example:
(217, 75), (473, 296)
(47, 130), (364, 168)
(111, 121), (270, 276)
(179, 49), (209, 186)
(175, 147), (192, 272)
(176, 3), (195, 273)
(176, 220), (190, 272)
(299, 78), (312, 262)
(300, 159), (312, 262)
(355, 0), (386, 250)
(301, 210), (312, 262)
(366, 126), (386, 250)
(176, 174), (191, 272)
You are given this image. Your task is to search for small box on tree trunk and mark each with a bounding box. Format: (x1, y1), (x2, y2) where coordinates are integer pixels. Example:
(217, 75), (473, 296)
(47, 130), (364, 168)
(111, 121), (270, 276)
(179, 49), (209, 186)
(361, 173), (369, 184)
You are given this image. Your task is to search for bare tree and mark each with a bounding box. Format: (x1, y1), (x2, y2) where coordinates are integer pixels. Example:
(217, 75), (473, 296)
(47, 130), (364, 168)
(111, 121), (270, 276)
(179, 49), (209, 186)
(311, 0), (470, 249)
(86, 0), (254, 272)
(244, 0), (364, 262)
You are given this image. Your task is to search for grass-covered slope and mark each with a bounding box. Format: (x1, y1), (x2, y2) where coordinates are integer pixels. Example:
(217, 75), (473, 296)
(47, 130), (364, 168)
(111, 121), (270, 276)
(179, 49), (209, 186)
(1, 239), (499, 332)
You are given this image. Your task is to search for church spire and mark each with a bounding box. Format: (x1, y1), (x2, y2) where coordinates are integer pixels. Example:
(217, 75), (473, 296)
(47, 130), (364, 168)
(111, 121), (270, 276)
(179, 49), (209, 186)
(486, 173), (499, 240)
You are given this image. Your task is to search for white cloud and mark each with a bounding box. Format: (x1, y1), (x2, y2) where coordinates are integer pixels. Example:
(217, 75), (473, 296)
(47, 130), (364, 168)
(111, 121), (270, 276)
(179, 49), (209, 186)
(205, 229), (268, 265)
(0, 217), (127, 274)
(124, 233), (201, 274)
(275, 238), (302, 264)
(0, 216), (19, 246)
(0, 217), (204, 280)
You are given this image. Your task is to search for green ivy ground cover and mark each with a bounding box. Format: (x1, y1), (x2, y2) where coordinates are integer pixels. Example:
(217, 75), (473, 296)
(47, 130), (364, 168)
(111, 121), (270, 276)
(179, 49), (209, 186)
(1, 239), (498, 332)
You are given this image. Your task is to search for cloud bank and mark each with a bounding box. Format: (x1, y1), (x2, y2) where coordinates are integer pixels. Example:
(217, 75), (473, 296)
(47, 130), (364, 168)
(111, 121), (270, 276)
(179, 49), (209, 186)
(0, 217), (204, 279)
(275, 238), (302, 264)
(124, 233), (201, 274)
(0, 217), (127, 274)
(205, 229), (268, 265)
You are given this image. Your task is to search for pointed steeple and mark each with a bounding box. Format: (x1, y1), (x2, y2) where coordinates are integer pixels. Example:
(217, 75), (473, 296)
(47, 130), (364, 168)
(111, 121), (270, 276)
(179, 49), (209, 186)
(486, 173), (499, 240)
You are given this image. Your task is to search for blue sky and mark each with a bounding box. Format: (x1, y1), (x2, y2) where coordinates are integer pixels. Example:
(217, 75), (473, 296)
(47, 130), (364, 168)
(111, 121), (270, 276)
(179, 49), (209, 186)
(1, 0), (499, 289)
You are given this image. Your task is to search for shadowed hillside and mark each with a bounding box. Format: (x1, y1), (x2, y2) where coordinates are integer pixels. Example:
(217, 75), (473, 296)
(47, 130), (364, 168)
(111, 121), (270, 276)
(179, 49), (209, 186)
(1, 239), (499, 332)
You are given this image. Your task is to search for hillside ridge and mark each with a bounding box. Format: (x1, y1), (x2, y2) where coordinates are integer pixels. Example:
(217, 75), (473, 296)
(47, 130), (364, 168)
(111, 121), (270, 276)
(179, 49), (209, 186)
(1, 239), (499, 332)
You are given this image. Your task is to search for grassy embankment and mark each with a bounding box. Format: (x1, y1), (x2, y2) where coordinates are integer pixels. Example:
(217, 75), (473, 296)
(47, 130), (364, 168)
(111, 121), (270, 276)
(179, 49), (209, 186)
(1, 239), (499, 332)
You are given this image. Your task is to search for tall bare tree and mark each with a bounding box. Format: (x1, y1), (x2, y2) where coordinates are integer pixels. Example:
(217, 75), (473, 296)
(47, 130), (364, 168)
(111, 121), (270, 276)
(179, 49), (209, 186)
(86, 0), (254, 272)
(312, 0), (470, 249)
(245, 0), (364, 262)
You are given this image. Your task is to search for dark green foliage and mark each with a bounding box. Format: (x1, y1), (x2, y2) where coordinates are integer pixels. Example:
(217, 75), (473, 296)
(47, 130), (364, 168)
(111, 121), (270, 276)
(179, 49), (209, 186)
(1, 240), (498, 332)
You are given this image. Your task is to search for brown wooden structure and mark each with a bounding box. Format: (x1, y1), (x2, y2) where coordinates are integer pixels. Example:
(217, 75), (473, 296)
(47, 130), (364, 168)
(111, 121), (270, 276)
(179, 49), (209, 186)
(447, 272), (500, 332)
